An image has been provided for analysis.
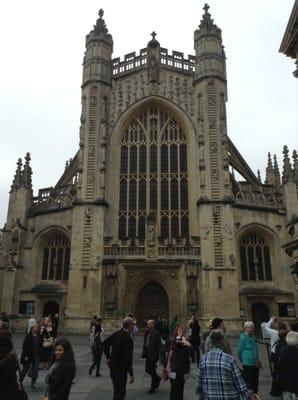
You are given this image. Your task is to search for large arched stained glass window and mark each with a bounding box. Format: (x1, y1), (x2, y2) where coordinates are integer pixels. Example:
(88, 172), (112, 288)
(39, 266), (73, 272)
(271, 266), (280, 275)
(118, 106), (189, 240)
(239, 233), (272, 281)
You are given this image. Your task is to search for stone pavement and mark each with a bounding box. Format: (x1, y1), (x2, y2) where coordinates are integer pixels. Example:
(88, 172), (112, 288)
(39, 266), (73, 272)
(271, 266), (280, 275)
(13, 333), (279, 400)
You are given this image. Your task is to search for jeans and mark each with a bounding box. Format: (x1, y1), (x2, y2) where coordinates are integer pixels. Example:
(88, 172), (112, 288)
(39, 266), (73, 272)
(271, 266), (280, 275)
(21, 356), (39, 386)
(110, 369), (128, 400)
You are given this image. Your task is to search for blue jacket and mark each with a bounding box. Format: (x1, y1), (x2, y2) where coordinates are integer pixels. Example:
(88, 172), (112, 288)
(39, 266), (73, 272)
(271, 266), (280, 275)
(237, 332), (259, 366)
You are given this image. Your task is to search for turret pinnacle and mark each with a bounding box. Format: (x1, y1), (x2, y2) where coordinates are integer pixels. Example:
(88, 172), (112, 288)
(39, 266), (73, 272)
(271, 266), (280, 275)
(22, 152), (32, 189)
(265, 152), (275, 185)
(293, 149), (298, 184)
(282, 145), (294, 184)
(194, 4), (226, 82)
(273, 154), (281, 191)
(257, 169), (262, 184)
(86, 8), (113, 48)
(11, 158), (23, 191)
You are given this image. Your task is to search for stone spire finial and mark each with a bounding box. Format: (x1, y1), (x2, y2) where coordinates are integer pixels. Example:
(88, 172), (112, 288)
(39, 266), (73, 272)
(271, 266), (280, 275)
(265, 152), (274, 185)
(273, 154), (281, 190)
(293, 149), (298, 184)
(198, 3), (220, 34)
(257, 169), (262, 184)
(86, 8), (113, 47)
(147, 31), (160, 48)
(23, 152), (32, 189)
(11, 158), (23, 191)
(282, 145), (293, 184)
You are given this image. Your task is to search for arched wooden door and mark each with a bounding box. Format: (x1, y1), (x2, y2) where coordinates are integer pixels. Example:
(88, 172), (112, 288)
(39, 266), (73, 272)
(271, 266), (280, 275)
(136, 281), (169, 327)
(251, 302), (270, 338)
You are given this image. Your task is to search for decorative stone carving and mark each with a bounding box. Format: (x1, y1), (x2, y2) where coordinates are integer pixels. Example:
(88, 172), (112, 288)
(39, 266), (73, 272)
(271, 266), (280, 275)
(80, 96), (86, 123)
(197, 93), (204, 122)
(220, 93), (226, 120)
(202, 225), (212, 240)
(186, 262), (199, 310)
(223, 224), (233, 240)
(148, 54), (160, 83)
(105, 263), (117, 312)
(90, 95), (97, 107)
(84, 208), (92, 225)
(147, 214), (157, 258)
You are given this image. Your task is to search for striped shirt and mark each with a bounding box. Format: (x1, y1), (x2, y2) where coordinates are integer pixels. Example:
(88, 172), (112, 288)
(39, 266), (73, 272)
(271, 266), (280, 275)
(196, 347), (250, 400)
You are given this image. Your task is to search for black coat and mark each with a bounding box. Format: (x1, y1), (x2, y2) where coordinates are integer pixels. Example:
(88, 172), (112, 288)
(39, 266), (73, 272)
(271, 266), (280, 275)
(103, 329), (134, 376)
(277, 345), (298, 395)
(20, 333), (42, 364)
(142, 329), (161, 362)
(170, 341), (191, 376)
(0, 351), (19, 400)
(47, 362), (76, 400)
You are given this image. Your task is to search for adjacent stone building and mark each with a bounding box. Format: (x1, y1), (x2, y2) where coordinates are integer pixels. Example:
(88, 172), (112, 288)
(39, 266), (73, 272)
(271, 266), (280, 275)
(0, 6), (297, 333)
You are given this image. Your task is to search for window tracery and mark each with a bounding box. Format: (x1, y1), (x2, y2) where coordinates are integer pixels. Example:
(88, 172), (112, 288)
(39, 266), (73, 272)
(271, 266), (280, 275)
(41, 234), (70, 281)
(118, 106), (189, 240)
(240, 233), (272, 281)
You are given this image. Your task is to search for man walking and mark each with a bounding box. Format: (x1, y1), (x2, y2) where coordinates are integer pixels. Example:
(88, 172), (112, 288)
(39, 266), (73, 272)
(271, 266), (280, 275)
(196, 329), (250, 400)
(142, 319), (161, 394)
(103, 318), (135, 400)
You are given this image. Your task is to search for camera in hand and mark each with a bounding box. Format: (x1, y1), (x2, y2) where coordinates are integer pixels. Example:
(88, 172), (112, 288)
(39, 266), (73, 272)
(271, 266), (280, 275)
(176, 336), (182, 343)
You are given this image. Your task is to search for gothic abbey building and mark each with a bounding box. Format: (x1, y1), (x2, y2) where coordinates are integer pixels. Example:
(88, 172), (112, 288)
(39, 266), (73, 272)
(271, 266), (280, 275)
(1, 6), (297, 332)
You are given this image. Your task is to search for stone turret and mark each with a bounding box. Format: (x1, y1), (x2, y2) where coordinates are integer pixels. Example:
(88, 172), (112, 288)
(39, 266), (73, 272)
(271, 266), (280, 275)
(194, 5), (238, 323)
(194, 3), (226, 82)
(82, 9), (113, 87)
(66, 10), (113, 330)
(7, 153), (33, 226)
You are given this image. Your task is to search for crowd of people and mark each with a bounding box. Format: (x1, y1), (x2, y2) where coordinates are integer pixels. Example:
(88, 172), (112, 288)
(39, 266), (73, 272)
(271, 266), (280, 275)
(0, 310), (298, 400)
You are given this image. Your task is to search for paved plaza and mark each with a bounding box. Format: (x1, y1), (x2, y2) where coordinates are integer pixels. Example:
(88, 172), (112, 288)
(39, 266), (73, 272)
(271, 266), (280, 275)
(13, 333), (278, 400)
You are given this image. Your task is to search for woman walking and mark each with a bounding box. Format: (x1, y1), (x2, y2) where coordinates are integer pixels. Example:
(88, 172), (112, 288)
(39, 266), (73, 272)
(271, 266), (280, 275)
(237, 321), (262, 395)
(42, 338), (76, 400)
(167, 326), (192, 400)
(20, 323), (42, 388)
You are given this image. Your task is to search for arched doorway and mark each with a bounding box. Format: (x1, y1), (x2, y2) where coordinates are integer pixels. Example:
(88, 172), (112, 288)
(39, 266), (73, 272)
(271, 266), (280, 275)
(251, 302), (270, 338)
(136, 281), (169, 327)
(43, 301), (59, 317)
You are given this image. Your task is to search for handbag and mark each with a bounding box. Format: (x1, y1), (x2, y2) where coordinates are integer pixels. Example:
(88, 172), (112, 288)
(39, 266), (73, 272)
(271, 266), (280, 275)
(43, 332), (54, 348)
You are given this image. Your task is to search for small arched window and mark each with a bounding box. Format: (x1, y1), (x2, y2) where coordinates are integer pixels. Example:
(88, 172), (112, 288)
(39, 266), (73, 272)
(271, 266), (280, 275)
(41, 233), (71, 281)
(240, 233), (272, 281)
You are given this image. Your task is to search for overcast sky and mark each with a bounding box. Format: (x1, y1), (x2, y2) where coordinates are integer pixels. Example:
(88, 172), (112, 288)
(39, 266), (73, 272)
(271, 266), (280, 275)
(0, 0), (297, 228)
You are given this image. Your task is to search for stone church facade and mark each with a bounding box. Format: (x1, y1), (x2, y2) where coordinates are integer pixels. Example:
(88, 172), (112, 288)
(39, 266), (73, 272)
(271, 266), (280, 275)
(1, 6), (297, 333)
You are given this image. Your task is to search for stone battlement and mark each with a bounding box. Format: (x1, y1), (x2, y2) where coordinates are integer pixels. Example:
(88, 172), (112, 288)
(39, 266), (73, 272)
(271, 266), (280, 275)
(112, 47), (195, 77)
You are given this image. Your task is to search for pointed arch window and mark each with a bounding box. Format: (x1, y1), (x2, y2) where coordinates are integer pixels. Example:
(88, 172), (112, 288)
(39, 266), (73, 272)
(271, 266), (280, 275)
(240, 233), (272, 281)
(118, 106), (189, 240)
(41, 233), (71, 281)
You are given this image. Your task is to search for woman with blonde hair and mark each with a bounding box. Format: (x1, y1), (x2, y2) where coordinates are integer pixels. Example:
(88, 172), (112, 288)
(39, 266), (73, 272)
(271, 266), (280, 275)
(237, 321), (262, 395)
